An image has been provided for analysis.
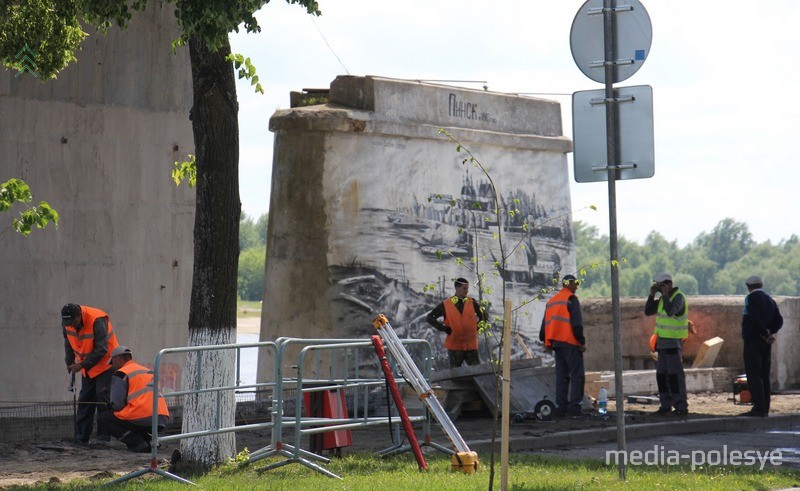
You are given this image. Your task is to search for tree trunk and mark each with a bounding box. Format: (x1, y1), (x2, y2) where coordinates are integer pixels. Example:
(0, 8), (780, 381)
(180, 35), (240, 469)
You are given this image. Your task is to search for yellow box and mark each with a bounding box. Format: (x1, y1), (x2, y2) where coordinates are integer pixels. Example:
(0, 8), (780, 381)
(451, 451), (480, 474)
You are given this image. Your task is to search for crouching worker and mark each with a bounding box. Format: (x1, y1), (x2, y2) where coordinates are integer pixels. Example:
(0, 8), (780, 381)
(98, 346), (170, 452)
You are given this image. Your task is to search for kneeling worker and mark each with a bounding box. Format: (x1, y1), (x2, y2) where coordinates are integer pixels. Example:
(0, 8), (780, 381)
(98, 346), (170, 452)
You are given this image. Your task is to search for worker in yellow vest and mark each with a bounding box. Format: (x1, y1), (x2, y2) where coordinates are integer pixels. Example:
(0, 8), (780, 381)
(645, 273), (689, 417)
(97, 346), (170, 452)
(427, 277), (488, 367)
(61, 303), (120, 445)
(539, 275), (586, 418)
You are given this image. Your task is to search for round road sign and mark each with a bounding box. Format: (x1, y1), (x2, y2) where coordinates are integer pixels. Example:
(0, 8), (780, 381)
(570, 0), (652, 84)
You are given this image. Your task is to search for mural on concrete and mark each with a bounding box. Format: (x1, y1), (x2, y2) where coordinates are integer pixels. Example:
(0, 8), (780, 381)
(266, 77), (575, 372)
(328, 159), (573, 370)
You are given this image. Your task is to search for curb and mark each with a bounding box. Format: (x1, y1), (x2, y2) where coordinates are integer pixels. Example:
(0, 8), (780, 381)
(468, 414), (800, 453)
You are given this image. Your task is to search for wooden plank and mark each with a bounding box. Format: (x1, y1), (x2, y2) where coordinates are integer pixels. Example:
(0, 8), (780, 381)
(514, 333), (534, 359)
(627, 395), (659, 405)
(584, 380), (610, 399)
(431, 358), (540, 383)
(585, 371), (602, 383)
(692, 336), (724, 368)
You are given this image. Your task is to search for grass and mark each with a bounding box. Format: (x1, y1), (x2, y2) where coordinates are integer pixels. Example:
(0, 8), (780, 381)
(237, 300), (262, 318)
(16, 452), (800, 490)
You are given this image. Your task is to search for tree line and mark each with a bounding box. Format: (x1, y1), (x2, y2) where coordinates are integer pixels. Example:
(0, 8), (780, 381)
(574, 217), (800, 298)
(241, 215), (800, 302)
(238, 212), (268, 301)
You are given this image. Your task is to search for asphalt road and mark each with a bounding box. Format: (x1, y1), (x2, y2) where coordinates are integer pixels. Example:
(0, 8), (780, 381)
(530, 428), (800, 471)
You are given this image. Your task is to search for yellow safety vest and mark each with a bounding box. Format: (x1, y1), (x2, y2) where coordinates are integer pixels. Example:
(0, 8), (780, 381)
(654, 289), (688, 339)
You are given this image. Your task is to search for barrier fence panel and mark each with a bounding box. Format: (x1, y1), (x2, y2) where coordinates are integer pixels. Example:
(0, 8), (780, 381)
(107, 341), (279, 486)
(106, 336), (445, 485)
(251, 337), (447, 479)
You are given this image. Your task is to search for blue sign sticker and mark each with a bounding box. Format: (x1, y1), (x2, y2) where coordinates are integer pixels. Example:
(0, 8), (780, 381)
(635, 49), (646, 61)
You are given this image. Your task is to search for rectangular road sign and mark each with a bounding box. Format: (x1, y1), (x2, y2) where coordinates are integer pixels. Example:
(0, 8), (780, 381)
(572, 85), (654, 183)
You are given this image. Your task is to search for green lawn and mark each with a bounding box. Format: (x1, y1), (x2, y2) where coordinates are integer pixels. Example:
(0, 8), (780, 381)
(22, 452), (800, 490)
(237, 300), (262, 318)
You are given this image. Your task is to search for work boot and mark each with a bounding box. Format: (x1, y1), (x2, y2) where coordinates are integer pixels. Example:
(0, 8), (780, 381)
(120, 430), (149, 452)
(652, 407), (672, 416)
(131, 441), (151, 453)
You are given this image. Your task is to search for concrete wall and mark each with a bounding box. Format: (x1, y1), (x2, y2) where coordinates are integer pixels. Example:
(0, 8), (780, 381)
(0, 4), (195, 401)
(581, 296), (800, 390)
(263, 76), (574, 370)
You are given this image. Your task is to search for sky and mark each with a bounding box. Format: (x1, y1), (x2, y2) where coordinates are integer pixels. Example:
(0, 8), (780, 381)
(229, 0), (800, 247)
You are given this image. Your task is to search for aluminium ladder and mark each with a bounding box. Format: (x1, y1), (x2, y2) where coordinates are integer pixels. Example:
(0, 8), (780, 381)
(372, 314), (476, 462)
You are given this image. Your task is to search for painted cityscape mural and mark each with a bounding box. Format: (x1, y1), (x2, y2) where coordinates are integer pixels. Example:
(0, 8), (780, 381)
(327, 152), (574, 371)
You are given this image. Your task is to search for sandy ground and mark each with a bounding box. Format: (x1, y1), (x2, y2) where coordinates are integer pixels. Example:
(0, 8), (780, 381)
(237, 317), (260, 335)
(1, 391), (798, 488)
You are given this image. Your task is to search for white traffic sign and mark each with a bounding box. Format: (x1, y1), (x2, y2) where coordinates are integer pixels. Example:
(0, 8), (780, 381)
(570, 0), (652, 84)
(572, 85), (654, 182)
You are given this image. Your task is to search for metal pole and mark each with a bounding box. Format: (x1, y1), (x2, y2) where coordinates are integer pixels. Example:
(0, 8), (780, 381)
(69, 373), (76, 442)
(500, 299), (512, 490)
(603, 0), (627, 479)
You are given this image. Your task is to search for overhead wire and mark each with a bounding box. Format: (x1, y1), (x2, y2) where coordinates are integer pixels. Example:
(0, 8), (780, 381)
(310, 16), (350, 75)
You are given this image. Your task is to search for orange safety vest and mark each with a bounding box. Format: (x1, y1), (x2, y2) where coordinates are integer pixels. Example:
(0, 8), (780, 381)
(543, 288), (580, 347)
(443, 297), (479, 351)
(64, 306), (119, 378)
(113, 360), (170, 422)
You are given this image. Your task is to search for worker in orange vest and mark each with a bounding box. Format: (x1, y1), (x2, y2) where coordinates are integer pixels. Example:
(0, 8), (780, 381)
(427, 277), (488, 367)
(539, 275), (586, 417)
(97, 346), (170, 452)
(61, 303), (120, 445)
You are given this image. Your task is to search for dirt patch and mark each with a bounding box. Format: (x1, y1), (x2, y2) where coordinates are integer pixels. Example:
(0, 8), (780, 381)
(1, 392), (798, 487)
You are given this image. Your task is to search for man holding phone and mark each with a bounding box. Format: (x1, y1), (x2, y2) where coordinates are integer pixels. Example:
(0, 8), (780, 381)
(644, 273), (689, 417)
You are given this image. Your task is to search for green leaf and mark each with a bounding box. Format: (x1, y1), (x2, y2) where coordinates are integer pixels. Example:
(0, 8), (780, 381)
(172, 154), (197, 188)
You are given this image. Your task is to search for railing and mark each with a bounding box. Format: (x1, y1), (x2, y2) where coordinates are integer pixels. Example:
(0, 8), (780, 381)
(106, 336), (447, 485)
(107, 341), (279, 486)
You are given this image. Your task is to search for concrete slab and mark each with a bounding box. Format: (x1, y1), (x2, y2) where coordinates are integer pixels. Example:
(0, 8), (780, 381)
(601, 367), (740, 398)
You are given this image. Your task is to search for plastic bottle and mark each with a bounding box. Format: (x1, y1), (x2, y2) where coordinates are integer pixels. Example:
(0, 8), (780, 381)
(598, 388), (608, 414)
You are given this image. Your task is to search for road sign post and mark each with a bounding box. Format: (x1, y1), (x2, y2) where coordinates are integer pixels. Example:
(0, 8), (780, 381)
(570, 0), (654, 479)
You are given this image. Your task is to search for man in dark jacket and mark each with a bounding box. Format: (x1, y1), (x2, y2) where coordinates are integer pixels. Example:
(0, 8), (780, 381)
(61, 303), (120, 445)
(741, 275), (783, 417)
(539, 275), (586, 417)
(97, 346), (170, 452)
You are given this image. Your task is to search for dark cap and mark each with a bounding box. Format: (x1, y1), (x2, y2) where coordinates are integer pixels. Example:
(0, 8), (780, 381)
(108, 346), (132, 364)
(745, 275), (763, 286)
(562, 274), (578, 284)
(61, 303), (82, 326)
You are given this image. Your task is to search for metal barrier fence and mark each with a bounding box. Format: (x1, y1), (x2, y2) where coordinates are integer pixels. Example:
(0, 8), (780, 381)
(109, 336), (447, 485)
(249, 337), (449, 479)
(109, 340), (280, 486)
